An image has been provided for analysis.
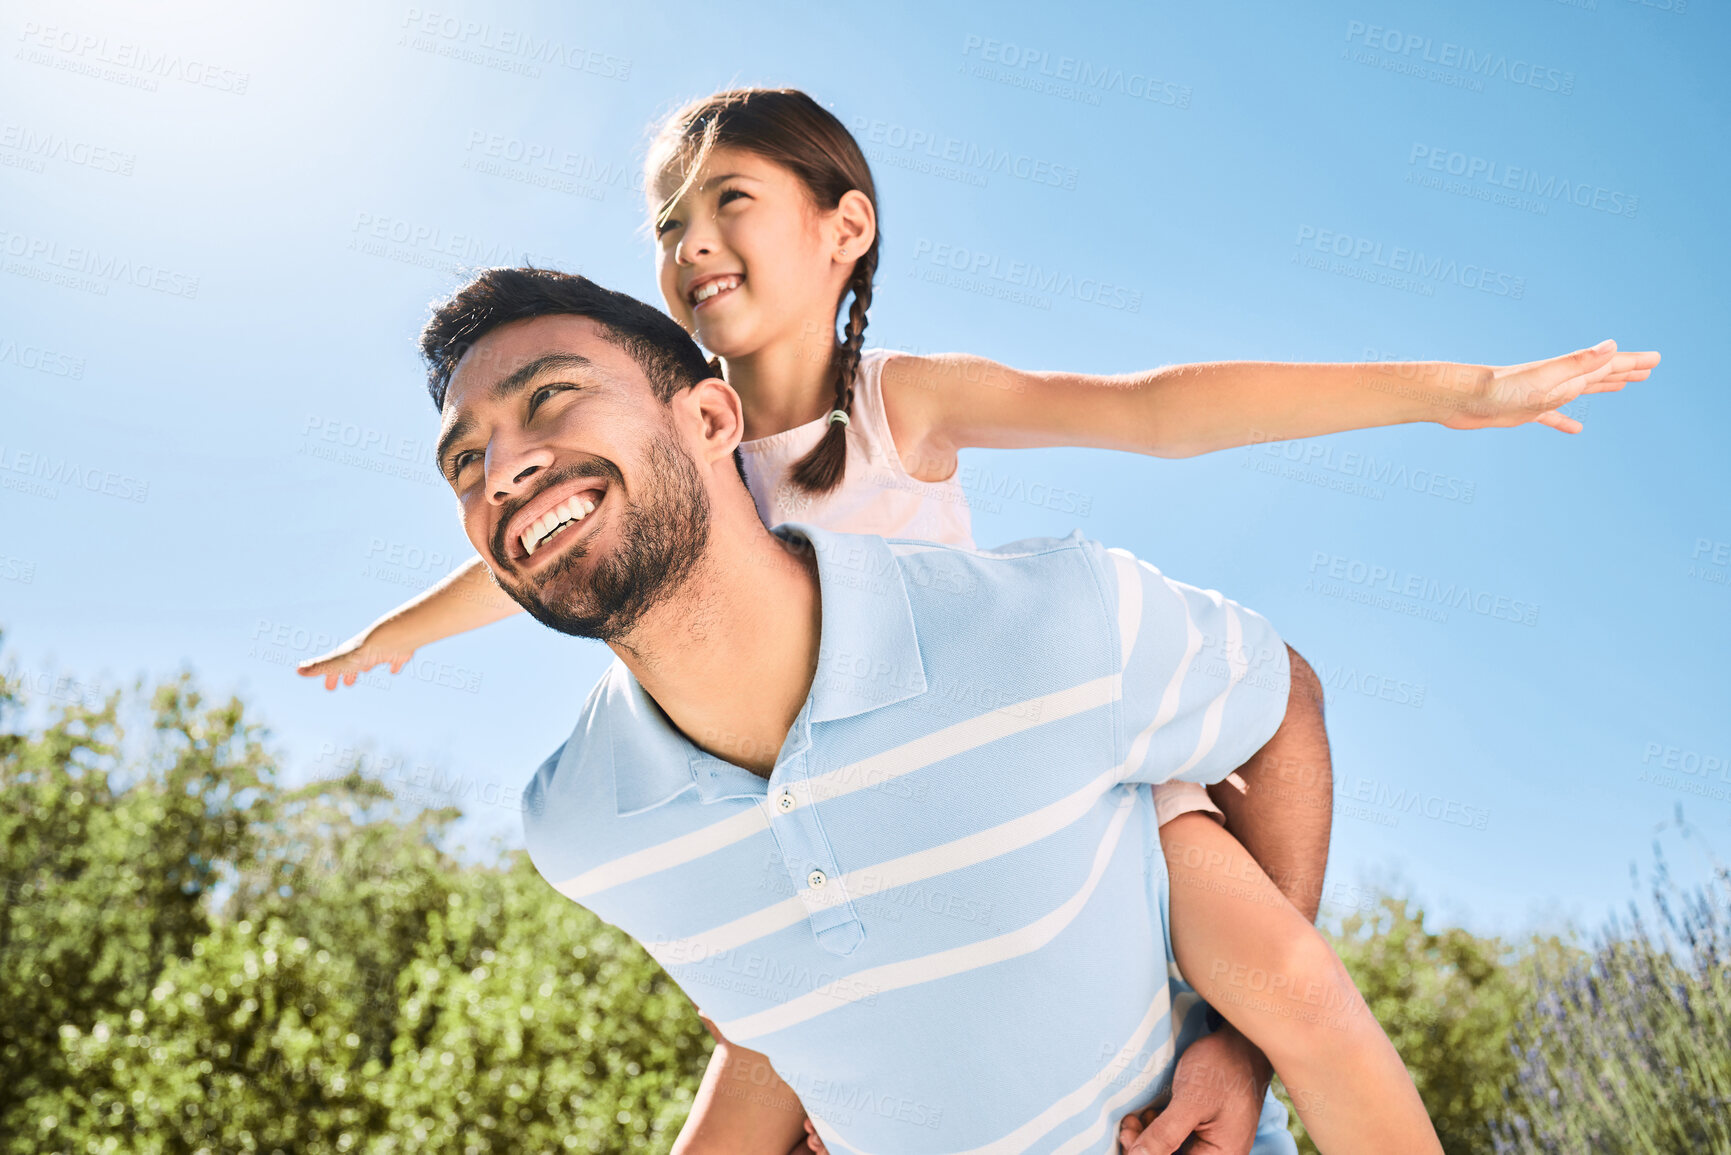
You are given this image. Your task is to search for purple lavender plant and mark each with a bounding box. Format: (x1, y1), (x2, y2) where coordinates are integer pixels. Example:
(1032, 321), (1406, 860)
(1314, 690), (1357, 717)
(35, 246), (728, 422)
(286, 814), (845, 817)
(1493, 845), (1731, 1155)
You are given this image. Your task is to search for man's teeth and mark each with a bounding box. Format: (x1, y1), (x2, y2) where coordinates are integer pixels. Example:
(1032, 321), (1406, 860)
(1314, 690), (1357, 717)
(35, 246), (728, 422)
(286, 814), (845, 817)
(522, 495), (597, 556)
(692, 276), (741, 304)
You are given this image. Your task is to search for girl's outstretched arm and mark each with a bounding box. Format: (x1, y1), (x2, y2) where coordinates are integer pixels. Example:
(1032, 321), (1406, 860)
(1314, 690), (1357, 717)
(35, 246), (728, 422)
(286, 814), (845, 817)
(881, 341), (1659, 469)
(296, 554), (522, 690)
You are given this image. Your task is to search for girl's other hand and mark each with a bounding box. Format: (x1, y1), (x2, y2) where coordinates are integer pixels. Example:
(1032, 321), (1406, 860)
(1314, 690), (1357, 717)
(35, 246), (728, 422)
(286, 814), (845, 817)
(801, 1116), (830, 1154)
(1443, 339), (1660, 433)
(296, 629), (415, 690)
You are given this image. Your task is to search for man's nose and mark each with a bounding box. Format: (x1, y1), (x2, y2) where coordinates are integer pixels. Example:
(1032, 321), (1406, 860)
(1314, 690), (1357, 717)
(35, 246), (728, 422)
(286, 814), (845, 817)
(485, 439), (555, 505)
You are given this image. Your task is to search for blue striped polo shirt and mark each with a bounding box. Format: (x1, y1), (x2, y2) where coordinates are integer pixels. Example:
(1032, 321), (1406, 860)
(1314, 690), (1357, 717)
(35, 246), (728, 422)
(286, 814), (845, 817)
(523, 524), (1297, 1154)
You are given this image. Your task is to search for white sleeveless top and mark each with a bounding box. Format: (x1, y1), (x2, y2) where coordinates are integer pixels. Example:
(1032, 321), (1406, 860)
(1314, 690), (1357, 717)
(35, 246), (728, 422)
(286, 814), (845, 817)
(738, 348), (976, 549)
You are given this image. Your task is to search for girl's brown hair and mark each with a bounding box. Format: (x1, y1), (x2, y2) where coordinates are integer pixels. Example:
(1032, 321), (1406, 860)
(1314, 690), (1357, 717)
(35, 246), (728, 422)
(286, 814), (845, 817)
(647, 88), (878, 495)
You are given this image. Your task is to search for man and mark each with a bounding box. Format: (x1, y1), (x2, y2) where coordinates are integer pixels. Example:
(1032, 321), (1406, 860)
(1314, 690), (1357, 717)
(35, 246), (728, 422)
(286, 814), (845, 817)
(424, 268), (1339, 1154)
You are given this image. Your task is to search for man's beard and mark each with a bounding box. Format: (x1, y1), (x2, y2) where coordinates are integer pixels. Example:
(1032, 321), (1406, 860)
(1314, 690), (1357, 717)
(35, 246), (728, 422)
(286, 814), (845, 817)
(499, 432), (711, 642)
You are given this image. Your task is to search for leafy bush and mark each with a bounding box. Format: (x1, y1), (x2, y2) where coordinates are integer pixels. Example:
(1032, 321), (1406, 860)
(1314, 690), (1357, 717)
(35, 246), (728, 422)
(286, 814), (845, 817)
(0, 662), (710, 1154)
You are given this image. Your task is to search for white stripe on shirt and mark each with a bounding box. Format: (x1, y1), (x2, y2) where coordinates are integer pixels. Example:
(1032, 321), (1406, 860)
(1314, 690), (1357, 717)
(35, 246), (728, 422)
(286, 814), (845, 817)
(565, 673), (1122, 900)
(649, 762), (1129, 963)
(1171, 601), (1246, 779)
(717, 789), (1139, 1043)
(813, 982), (1175, 1155)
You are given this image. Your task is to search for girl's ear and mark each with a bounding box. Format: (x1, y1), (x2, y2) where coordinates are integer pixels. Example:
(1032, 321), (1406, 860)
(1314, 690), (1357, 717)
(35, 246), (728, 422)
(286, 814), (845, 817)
(832, 189), (876, 261)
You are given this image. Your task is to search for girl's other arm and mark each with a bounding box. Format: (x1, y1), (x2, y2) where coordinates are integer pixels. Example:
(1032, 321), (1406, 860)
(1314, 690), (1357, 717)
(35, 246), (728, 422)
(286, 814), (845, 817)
(1141, 813), (1442, 1155)
(880, 343), (1658, 470)
(296, 555), (522, 690)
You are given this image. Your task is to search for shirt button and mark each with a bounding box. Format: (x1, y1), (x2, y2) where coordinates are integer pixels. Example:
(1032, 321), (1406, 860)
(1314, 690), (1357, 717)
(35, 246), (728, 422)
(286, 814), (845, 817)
(776, 792), (796, 813)
(807, 869), (828, 889)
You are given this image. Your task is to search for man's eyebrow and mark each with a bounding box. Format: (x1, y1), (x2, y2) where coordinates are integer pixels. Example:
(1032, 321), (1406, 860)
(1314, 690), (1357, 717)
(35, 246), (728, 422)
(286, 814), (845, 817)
(435, 352), (597, 473)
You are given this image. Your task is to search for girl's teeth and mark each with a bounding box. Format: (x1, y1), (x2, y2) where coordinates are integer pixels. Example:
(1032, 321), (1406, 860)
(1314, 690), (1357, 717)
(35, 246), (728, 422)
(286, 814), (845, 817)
(694, 277), (739, 303)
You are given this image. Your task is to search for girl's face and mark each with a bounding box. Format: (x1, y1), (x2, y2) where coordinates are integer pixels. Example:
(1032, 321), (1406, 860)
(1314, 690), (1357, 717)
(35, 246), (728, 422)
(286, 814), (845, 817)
(654, 146), (847, 360)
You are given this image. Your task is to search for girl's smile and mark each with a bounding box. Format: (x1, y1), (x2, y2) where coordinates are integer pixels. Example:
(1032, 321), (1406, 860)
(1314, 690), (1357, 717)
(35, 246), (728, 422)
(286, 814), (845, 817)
(688, 272), (744, 310)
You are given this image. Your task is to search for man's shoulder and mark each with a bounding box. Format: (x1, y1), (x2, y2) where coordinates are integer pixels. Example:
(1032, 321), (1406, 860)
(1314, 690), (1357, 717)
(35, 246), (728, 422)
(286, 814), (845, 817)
(520, 660), (632, 827)
(881, 528), (1127, 605)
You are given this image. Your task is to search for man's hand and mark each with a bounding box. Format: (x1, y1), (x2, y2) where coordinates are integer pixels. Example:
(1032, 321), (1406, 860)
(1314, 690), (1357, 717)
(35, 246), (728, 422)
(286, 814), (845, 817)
(1117, 1024), (1271, 1155)
(1438, 339), (1659, 433)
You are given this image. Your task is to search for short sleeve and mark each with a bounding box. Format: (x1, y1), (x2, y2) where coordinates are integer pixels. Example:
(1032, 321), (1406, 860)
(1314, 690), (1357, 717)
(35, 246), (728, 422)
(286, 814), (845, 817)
(1096, 545), (1290, 788)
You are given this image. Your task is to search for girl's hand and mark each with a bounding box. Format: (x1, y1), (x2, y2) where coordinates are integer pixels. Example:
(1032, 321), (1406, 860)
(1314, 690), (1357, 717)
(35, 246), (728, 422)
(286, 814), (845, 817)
(1441, 339), (1659, 433)
(296, 629), (415, 690)
(801, 1116), (829, 1154)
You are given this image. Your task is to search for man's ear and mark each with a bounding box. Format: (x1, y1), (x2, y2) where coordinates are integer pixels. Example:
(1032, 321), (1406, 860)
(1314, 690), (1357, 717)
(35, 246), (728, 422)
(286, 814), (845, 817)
(832, 189), (876, 260)
(679, 376), (746, 469)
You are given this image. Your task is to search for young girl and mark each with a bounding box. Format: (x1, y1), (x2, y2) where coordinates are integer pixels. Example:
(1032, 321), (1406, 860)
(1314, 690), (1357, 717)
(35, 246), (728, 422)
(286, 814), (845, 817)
(302, 89), (1652, 1153)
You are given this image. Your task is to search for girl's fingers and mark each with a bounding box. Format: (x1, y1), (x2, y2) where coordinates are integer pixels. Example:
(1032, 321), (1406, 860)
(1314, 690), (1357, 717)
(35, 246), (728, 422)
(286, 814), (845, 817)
(1534, 411), (1582, 434)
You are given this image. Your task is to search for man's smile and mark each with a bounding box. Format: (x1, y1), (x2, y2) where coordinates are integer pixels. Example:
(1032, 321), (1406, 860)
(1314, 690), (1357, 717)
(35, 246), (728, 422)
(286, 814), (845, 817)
(502, 477), (612, 567)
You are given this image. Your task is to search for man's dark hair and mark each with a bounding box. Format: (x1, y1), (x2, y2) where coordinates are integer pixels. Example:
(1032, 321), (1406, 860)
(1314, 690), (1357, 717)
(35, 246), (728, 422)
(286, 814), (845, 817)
(420, 267), (713, 411)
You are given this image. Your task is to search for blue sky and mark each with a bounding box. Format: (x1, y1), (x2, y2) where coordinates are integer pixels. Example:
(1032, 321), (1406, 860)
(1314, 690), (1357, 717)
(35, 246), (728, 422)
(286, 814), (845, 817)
(3, 0), (1725, 941)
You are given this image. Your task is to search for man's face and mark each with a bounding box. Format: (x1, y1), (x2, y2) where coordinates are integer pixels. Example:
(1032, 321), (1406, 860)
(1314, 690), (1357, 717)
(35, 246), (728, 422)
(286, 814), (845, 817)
(435, 314), (710, 641)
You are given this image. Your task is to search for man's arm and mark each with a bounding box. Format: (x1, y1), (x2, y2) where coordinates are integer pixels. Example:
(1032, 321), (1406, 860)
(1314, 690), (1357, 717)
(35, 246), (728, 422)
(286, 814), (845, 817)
(1209, 645), (1332, 921)
(1196, 645), (1332, 1108)
(1118, 646), (1334, 1153)
(670, 1017), (812, 1155)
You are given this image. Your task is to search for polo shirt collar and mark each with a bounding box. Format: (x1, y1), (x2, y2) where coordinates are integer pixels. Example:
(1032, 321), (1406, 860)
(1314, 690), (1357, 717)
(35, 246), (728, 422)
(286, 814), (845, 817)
(610, 523), (927, 816)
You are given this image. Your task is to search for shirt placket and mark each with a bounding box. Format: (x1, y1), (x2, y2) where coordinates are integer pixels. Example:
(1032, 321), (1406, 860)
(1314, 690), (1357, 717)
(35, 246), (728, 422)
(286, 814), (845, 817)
(768, 719), (865, 957)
